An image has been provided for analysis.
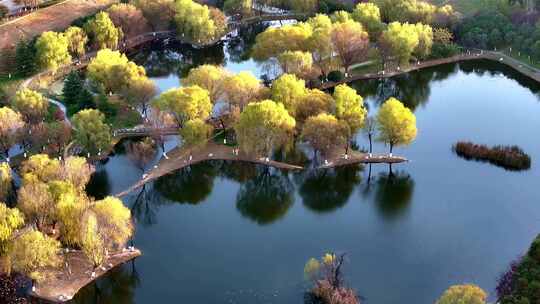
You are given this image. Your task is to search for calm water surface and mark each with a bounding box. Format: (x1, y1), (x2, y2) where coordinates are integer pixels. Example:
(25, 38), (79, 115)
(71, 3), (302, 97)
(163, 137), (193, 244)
(74, 39), (540, 304)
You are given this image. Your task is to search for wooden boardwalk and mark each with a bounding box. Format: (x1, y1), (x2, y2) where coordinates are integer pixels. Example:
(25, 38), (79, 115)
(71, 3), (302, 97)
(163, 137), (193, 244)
(116, 142), (304, 197)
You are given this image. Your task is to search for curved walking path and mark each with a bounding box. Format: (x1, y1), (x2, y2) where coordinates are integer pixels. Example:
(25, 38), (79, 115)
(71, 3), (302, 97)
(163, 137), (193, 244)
(116, 142), (304, 197)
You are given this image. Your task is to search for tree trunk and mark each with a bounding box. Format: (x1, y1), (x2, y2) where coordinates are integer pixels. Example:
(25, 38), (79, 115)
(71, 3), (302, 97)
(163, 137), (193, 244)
(368, 134), (372, 153)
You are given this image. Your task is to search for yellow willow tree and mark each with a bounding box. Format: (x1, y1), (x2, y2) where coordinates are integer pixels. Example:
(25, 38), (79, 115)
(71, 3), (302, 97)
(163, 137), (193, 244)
(352, 2), (385, 39)
(436, 284), (487, 304)
(0, 202), (24, 255)
(182, 64), (230, 103)
(331, 20), (370, 75)
(234, 100), (296, 156)
(11, 89), (49, 124)
(301, 113), (349, 156)
(271, 73), (307, 118)
(251, 23), (313, 61)
(91, 196), (134, 251)
(153, 85), (213, 126)
(295, 88), (335, 126)
(277, 51), (314, 79)
(0, 163), (13, 202)
(174, 0), (227, 45)
(376, 97), (417, 154)
(307, 14), (337, 78)
(333, 84), (367, 152)
(380, 22), (420, 66)
(64, 26), (88, 58)
(84, 12), (122, 50)
(9, 230), (61, 282)
(223, 71), (263, 110)
(35, 31), (71, 73)
(72, 109), (112, 155)
(180, 119), (214, 149)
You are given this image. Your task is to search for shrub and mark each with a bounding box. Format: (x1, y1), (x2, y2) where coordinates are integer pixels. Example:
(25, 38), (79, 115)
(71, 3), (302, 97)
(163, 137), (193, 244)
(453, 142), (531, 171)
(327, 70), (345, 82)
(430, 43), (461, 59)
(498, 234), (540, 304)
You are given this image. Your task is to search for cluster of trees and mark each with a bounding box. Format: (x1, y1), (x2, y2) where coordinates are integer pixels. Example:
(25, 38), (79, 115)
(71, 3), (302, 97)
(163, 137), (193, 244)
(456, 8), (540, 61)
(0, 89), (74, 160)
(153, 63), (416, 159)
(251, 1), (457, 81)
(0, 154), (133, 283)
(175, 0), (227, 44)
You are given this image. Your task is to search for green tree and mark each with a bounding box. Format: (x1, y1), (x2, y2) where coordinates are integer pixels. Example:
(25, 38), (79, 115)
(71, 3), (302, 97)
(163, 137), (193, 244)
(436, 284), (487, 304)
(333, 84), (367, 140)
(11, 89), (49, 124)
(223, 71), (263, 110)
(182, 64), (230, 103)
(63, 70), (84, 109)
(352, 2), (385, 38)
(234, 100), (296, 156)
(376, 97), (417, 153)
(291, 0), (318, 13)
(380, 21), (420, 66)
(72, 109), (112, 155)
(180, 119), (213, 148)
(9, 230), (61, 282)
(84, 12), (122, 50)
(0, 203), (24, 255)
(64, 26), (88, 58)
(271, 73), (307, 117)
(301, 113), (348, 156)
(331, 20), (370, 75)
(0, 107), (25, 159)
(153, 86), (212, 126)
(35, 31), (71, 72)
(15, 40), (37, 77)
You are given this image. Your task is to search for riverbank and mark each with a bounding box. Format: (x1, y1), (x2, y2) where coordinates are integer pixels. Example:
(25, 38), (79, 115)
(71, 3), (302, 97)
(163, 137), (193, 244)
(319, 49), (540, 90)
(31, 248), (141, 303)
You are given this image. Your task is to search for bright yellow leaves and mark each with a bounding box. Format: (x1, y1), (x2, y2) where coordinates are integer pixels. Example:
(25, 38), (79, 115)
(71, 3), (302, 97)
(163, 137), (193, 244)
(436, 284), (487, 304)
(376, 97), (417, 152)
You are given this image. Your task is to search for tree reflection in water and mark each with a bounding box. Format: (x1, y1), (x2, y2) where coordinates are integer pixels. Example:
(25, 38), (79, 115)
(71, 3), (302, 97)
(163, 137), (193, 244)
(298, 165), (363, 213)
(236, 167), (294, 225)
(86, 169), (110, 200)
(226, 22), (270, 63)
(154, 161), (219, 205)
(71, 263), (139, 304)
(371, 166), (415, 219)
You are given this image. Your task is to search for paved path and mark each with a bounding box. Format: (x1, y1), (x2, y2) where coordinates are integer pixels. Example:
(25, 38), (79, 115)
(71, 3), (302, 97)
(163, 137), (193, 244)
(116, 142), (304, 197)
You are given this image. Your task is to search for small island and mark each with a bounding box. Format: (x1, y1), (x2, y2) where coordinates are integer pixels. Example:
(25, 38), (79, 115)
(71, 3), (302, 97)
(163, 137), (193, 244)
(453, 141), (531, 171)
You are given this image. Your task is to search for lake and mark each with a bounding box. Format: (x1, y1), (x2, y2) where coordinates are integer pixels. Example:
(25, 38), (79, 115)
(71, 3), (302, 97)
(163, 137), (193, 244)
(73, 29), (540, 303)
